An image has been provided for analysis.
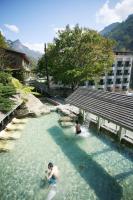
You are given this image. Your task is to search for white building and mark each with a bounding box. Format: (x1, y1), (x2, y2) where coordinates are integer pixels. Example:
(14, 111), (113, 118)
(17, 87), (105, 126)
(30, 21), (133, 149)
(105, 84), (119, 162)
(86, 51), (133, 92)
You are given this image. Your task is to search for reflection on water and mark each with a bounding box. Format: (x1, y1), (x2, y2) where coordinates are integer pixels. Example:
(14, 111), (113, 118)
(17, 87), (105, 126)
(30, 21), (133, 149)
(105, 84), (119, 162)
(0, 112), (133, 200)
(46, 186), (57, 200)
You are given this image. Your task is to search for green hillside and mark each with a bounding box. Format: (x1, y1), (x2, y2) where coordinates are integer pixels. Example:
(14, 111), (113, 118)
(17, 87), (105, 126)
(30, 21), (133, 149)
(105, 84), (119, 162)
(104, 14), (133, 51)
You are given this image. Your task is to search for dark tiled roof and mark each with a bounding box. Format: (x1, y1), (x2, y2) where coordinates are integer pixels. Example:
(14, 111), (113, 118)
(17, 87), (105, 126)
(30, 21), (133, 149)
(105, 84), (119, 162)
(0, 47), (29, 63)
(114, 51), (133, 55)
(66, 88), (133, 131)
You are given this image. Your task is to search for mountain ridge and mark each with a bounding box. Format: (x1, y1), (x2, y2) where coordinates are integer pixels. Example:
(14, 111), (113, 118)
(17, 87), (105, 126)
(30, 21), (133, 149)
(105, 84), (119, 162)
(100, 14), (133, 51)
(7, 39), (42, 60)
(100, 22), (120, 36)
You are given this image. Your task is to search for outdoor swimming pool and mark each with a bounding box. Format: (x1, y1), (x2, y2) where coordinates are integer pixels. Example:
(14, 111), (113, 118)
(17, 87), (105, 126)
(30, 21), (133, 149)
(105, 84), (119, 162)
(0, 111), (133, 200)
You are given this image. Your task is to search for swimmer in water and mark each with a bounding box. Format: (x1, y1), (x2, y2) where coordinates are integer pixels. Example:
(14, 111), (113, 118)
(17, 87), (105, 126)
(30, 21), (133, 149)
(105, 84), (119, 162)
(75, 120), (81, 135)
(45, 162), (59, 186)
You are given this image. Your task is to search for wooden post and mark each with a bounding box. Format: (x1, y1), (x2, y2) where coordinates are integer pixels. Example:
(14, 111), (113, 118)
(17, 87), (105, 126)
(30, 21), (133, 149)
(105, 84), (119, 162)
(117, 127), (125, 142)
(83, 110), (85, 121)
(117, 127), (122, 141)
(124, 129), (127, 137)
(97, 116), (100, 131)
(102, 118), (105, 126)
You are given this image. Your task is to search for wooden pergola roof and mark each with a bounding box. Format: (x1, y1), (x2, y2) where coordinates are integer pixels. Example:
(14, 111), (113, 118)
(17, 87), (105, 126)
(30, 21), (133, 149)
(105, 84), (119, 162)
(66, 88), (133, 132)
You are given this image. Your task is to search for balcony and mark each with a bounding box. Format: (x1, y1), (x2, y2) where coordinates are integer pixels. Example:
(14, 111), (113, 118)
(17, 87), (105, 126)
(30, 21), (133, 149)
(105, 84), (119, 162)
(88, 85), (95, 89)
(124, 66), (131, 70)
(98, 85), (105, 89)
(112, 66), (116, 70)
(115, 83), (122, 87)
(123, 74), (130, 78)
(122, 83), (129, 86)
(107, 75), (114, 79)
(106, 84), (114, 87)
(116, 75), (123, 79)
(116, 66), (123, 70)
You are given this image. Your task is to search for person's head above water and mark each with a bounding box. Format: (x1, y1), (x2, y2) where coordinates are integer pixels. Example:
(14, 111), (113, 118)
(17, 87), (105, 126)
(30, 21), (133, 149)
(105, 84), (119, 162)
(76, 120), (79, 124)
(48, 162), (53, 169)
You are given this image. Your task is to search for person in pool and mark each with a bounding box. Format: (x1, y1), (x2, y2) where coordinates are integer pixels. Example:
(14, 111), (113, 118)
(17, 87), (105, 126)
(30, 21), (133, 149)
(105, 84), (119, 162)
(45, 162), (59, 186)
(75, 120), (81, 135)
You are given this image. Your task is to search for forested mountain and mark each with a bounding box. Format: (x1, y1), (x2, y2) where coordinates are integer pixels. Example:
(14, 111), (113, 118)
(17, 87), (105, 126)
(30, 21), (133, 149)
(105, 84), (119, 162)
(101, 14), (133, 51)
(100, 22), (120, 36)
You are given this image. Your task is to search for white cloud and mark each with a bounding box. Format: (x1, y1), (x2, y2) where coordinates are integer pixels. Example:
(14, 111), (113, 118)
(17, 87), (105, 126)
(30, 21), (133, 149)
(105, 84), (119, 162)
(24, 42), (44, 53)
(96, 0), (133, 26)
(4, 24), (19, 33)
(0, 28), (4, 36)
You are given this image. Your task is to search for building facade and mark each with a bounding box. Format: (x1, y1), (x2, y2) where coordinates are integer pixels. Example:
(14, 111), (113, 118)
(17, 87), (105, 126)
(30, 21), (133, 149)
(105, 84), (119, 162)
(86, 51), (133, 92)
(0, 47), (30, 82)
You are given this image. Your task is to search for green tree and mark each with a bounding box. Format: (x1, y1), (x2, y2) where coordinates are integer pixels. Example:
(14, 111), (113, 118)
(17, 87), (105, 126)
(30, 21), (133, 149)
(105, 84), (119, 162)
(38, 25), (115, 89)
(0, 72), (16, 113)
(11, 78), (39, 102)
(0, 32), (16, 112)
(0, 32), (8, 48)
(28, 57), (37, 72)
(37, 56), (45, 77)
(0, 32), (9, 70)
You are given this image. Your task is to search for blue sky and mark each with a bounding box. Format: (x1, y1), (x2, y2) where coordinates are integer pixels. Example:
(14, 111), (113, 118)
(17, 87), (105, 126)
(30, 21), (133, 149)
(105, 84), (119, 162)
(0, 0), (133, 52)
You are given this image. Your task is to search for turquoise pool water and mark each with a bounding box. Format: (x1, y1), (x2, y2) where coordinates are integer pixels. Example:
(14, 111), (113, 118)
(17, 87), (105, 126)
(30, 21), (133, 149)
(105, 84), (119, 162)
(0, 112), (133, 200)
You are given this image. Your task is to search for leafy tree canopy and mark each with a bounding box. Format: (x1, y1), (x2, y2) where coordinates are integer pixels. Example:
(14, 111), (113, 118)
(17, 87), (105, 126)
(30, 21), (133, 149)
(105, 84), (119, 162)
(11, 78), (39, 102)
(0, 34), (16, 112)
(0, 32), (8, 48)
(38, 25), (115, 89)
(0, 72), (16, 113)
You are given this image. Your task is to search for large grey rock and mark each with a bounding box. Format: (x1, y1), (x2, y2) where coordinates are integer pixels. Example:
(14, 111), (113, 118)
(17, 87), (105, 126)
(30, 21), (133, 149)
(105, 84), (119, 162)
(59, 116), (73, 122)
(16, 94), (50, 118)
(60, 121), (74, 127)
(25, 94), (50, 117)
(57, 104), (79, 115)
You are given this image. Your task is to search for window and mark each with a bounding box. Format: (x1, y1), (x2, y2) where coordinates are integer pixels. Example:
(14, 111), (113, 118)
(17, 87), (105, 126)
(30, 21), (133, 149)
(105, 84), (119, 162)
(107, 79), (113, 84)
(125, 61), (130, 67)
(108, 70), (114, 76)
(116, 70), (122, 75)
(99, 79), (104, 85)
(89, 80), (94, 85)
(124, 70), (129, 75)
(107, 87), (111, 91)
(122, 86), (127, 90)
(116, 79), (121, 84)
(123, 78), (128, 83)
(117, 61), (123, 67)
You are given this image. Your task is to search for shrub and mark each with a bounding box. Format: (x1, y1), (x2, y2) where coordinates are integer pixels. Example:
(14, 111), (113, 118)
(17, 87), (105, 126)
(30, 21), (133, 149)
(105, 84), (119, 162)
(0, 72), (16, 113)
